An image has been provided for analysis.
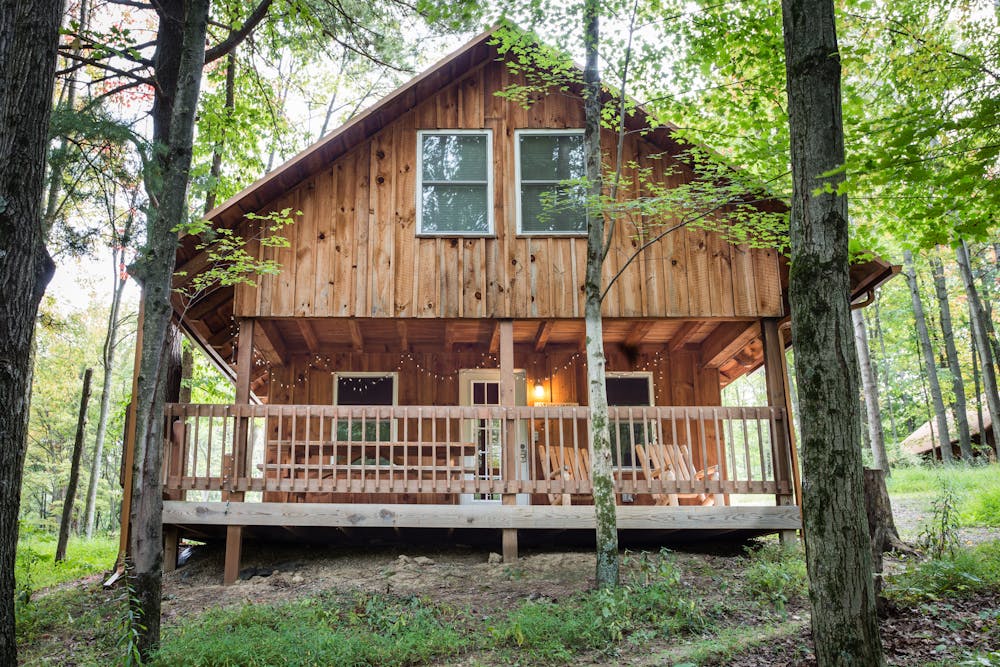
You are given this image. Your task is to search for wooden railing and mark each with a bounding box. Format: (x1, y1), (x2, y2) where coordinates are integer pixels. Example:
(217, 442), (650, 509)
(162, 404), (794, 501)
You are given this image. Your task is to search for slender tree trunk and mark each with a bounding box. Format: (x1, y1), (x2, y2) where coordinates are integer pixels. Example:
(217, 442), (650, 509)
(853, 309), (889, 471)
(127, 0), (209, 657)
(85, 249), (127, 538)
(0, 1), (62, 663)
(582, 0), (618, 588)
(203, 50), (236, 214)
(971, 325), (990, 451)
(780, 1), (884, 663)
(56, 369), (94, 561)
(930, 251), (972, 459)
(956, 240), (1000, 457)
(872, 298), (898, 444)
(904, 250), (952, 462)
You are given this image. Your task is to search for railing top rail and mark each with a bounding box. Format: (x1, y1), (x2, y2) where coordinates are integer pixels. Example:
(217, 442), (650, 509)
(163, 403), (783, 419)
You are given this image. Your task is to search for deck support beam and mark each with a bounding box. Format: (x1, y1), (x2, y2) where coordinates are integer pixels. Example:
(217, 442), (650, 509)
(761, 318), (798, 544)
(163, 525), (178, 573)
(224, 525), (243, 585)
(499, 319), (518, 562)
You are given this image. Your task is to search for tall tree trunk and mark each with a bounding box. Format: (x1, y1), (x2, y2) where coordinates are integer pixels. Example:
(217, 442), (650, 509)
(904, 250), (953, 462)
(971, 325), (990, 450)
(0, 1), (62, 663)
(780, 0), (884, 663)
(127, 0), (209, 657)
(930, 251), (972, 459)
(85, 248), (128, 538)
(956, 239), (1000, 457)
(853, 309), (889, 472)
(56, 368), (93, 561)
(582, 0), (618, 588)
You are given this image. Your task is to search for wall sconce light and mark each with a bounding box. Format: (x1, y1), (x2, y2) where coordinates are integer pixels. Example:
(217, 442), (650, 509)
(533, 382), (546, 401)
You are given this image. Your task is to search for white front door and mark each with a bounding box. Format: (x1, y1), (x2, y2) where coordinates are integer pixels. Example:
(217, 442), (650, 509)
(458, 369), (529, 505)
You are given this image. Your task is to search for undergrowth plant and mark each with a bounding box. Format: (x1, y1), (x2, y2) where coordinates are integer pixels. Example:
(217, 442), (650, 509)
(743, 542), (807, 616)
(918, 475), (962, 559)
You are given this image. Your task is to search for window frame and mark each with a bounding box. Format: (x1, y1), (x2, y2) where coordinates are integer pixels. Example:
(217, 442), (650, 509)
(332, 372), (399, 441)
(514, 128), (588, 237)
(605, 371), (655, 468)
(415, 129), (494, 237)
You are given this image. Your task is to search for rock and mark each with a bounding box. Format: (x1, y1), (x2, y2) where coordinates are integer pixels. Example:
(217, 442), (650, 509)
(291, 574), (304, 584)
(397, 555), (413, 564)
(414, 556), (435, 566)
(488, 552), (503, 565)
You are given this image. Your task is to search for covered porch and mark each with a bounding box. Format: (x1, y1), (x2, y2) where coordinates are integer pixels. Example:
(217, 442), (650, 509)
(158, 315), (800, 583)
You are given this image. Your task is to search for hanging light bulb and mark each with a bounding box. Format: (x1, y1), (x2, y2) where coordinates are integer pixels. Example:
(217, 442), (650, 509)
(533, 382), (546, 401)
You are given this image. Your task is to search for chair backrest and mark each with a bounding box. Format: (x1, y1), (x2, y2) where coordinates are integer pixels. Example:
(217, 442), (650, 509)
(540, 445), (590, 481)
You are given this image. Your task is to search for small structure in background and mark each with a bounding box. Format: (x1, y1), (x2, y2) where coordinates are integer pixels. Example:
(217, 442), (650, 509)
(902, 407), (995, 461)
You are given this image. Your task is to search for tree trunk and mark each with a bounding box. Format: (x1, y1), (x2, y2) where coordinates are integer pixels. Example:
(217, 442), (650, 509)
(863, 467), (914, 606)
(971, 322), (991, 451)
(0, 2), (62, 663)
(780, 0), (885, 663)
(127, 0), (209, 658)
(904, 250), (953, 462)
(853, 309), (889, 472)
(56, 369), (94, 561)
(930, 251), (972, 459)
(85, 249), (128, 538)
(203, 50), (236, 214)
(582, 0), (618, 588)
(956, 239), (1000, 457)
(872, 298), (898, 444)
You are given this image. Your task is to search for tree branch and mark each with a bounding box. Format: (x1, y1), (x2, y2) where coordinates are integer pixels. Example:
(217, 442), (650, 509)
(204, 0), (274, 64)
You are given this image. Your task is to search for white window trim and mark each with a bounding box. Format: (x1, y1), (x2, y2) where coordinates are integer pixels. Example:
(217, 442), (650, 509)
(514, 128), (588, 237)
(605, 371), (655, 406)
(416, 129), (494, 237)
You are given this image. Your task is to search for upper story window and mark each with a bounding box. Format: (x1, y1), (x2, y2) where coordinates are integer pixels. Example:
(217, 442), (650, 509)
(417, 130), (493, 235)
(516, 129), (587, 235)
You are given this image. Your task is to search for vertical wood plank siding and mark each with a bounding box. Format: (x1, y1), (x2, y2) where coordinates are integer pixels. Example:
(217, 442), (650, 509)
(235, 59), (782, 320)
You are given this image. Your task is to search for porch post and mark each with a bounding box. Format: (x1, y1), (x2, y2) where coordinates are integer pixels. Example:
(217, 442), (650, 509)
(223, 317), (254, 585)
(761, 317), (798, 544)
(499, 319), (518, 562)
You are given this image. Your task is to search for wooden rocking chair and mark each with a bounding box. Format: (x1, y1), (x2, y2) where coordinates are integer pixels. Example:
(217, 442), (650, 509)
(537, 444), (590, 506)
(635, 442), (721, 506)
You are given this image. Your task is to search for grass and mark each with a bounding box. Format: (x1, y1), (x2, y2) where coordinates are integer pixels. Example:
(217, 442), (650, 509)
(887, 462), (1000, 527)
(153, 592), (464, 667)
(886, 540), (1000, 603)
(15, 533), (118, 593)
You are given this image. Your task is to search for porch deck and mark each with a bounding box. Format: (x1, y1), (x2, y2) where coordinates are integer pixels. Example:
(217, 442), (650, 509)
(161, 402), (799, 577)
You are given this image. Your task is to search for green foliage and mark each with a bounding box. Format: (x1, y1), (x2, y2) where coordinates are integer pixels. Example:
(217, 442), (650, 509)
(173, 207), (298, 301)
(886, 541), (1000, 603)
(152, 591), (462, 667)
(742, 543), (808, 615)
(964, 486), (1000, 528)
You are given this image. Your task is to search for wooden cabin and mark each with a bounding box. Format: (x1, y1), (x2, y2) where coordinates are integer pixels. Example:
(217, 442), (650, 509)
(126, 27), (896, 583)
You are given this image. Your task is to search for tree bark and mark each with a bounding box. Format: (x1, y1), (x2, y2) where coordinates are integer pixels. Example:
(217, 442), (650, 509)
(583, 0), (618, 588)
(930, 251), (972, 459)
(127, 0), (209, 658)
(956, 239), (1000, 457)
(56, 368), (94, 561)
(0, 1), (63, 663)
(780, 0), (885, 663)
(904, 250), (953, 462)
(853, 309), (889, 472)
(872, 298), (898, 444)
(85, 249), (128, 538)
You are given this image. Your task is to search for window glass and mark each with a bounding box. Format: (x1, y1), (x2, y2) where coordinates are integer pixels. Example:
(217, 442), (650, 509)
(519, 132), (587, 234)
(606, 375), (653, 466)
(335, 375), (394, 441)
(419, 132), (491, 234)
